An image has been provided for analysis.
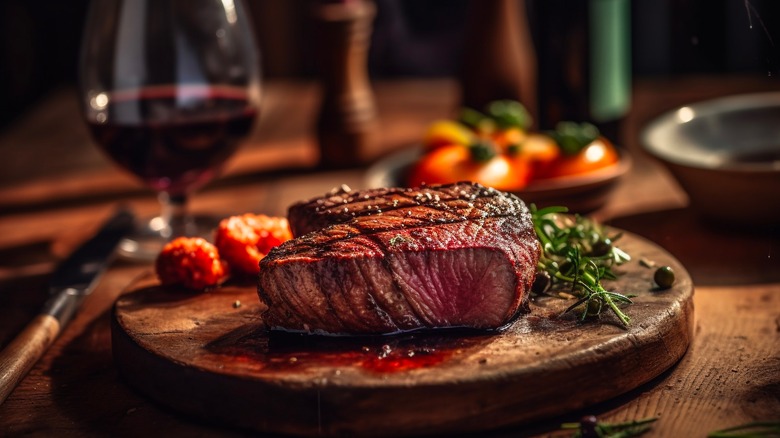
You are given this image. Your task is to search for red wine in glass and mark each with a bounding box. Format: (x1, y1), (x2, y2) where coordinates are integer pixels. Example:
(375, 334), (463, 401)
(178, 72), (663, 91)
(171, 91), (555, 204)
(79, 0), (262, 260)
(86, 85), (257, 197)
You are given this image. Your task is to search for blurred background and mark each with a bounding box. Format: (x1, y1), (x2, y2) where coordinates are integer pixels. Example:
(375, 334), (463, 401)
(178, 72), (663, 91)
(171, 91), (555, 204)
(1, 0), (779, 130)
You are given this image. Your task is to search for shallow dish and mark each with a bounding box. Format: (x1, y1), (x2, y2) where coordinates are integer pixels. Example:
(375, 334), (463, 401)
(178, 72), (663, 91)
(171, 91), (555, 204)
(641, 92), (780, 227)
(365, 146), (632, 213)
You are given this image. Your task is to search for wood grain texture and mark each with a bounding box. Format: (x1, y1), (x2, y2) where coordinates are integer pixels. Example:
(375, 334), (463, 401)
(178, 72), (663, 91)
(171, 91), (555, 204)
(112, 231), (693, 437)
(593, 283), (780, 438)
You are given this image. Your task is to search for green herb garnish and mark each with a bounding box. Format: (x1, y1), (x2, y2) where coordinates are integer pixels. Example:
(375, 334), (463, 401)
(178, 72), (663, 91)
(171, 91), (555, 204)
(468, 141), (497, 163)
(486, 99), (532, 130)
(389, 235), (407, 246)
(505, 143), (521, 157)
(707, 421), (780, 437)
(458, 100), (532, 132)
(458, 107), (491, 131)
(530, 205), (633, 326)
(561, 415), (658, 438)
(549, 121), (600, 155)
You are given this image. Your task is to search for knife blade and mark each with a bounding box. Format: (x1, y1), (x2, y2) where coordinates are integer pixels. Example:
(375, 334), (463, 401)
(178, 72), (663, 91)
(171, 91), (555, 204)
(0, 207), (135, 405)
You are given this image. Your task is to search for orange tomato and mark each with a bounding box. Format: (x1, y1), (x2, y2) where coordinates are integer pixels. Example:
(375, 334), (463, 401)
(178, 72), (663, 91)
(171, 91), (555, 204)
(534, 136), (619, 179)
(510, 133), (560, 163)
(407, 143), (531, 192)
(490, 127), (527, 149)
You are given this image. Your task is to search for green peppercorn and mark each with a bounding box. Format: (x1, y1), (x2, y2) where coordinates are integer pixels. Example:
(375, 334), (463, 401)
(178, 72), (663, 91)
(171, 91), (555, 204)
(654, 266), (675, 289)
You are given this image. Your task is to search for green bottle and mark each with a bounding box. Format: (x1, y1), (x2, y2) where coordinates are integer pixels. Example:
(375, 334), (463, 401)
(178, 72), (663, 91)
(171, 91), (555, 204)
(530, 0), (631, 144)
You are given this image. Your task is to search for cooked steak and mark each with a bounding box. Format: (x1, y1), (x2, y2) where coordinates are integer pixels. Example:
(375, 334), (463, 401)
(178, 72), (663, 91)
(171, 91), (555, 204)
(287, 184), (415, 237)
(258, 182), (540, 336)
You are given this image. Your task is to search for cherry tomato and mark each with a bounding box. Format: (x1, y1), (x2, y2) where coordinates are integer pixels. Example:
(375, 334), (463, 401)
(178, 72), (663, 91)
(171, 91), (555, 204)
(155, 237), (228, 290)
(507, 133), (560, 163)
(214, 214), (292, 276)
(490, 127), (527, 150)
(534, 136), (619, 179)
(407, 143), (531, 191)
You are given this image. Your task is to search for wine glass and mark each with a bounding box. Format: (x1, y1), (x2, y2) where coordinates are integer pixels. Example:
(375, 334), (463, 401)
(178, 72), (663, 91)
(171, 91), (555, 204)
(78, 0), (261, 260)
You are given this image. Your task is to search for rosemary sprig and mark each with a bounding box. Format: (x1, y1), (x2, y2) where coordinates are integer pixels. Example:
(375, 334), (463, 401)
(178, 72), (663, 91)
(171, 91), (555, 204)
(561, 416), (658, 438)
(530, 205), (633, 326)
(707, 421), (780, 437)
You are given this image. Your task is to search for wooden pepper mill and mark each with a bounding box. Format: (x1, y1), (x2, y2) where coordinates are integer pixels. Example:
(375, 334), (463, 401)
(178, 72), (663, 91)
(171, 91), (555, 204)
(312, 0), (378, 169)
(458, 0), (537, 124)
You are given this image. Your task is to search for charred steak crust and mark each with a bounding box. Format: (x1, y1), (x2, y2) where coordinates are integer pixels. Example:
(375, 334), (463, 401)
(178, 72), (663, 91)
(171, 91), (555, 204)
(288, 182), (527, 237)
(259, 182), (540, 336)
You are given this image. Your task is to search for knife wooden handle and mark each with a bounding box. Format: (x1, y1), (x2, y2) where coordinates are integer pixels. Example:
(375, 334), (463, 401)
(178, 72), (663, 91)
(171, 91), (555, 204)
(0, 314), (61, 405)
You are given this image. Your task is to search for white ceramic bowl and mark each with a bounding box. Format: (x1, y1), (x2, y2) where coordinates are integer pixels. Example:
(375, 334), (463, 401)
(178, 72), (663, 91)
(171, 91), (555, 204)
(641, 92), (780, 228)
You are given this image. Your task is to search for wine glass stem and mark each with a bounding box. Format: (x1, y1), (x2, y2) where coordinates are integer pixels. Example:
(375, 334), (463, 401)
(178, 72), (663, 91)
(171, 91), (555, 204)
(159, 192), (193, 238)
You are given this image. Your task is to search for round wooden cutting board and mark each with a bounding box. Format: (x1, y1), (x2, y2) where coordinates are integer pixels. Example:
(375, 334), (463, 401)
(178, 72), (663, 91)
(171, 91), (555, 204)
(111, 231), (693, 437)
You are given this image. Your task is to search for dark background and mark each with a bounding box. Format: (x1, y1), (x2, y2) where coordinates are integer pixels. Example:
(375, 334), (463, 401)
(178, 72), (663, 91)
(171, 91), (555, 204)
(1, 0), (779, 130)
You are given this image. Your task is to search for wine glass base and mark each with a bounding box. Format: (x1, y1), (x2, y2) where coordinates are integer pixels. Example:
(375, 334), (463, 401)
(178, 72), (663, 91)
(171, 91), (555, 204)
(116, 214), (222, 262)
(117, 236), (168, 262)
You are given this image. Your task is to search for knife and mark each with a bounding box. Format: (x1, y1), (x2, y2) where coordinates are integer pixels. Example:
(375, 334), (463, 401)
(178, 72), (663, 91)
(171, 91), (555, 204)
(0, 207), (135, 405)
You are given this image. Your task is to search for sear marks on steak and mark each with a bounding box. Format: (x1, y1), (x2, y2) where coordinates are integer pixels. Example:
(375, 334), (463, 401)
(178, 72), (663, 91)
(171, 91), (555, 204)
(288, 182), (525, 237)
(258, 182), (540, 336)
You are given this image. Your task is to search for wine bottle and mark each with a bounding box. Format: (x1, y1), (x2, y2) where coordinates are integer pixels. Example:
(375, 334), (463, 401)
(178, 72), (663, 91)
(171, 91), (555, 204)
(530, 0), (631, 144)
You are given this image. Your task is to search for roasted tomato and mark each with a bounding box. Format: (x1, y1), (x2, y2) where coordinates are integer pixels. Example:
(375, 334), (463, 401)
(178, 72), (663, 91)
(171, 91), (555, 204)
(506, 133), (560, 165)
(407, 142), (531, 192)
(490, 127), (527, 150)
(155, 237), (228, 290)
(535, 136), (619, 179)
(214, 214), (292, 276)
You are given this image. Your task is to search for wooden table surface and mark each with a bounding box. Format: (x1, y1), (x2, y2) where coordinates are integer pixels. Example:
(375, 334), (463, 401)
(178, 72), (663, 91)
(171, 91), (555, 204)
(0, 77), (778, 437)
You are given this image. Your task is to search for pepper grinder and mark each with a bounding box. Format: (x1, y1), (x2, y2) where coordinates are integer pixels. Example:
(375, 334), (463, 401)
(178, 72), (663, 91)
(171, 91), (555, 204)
(312, 0), (378, 169)
(458, 0), (537, 124)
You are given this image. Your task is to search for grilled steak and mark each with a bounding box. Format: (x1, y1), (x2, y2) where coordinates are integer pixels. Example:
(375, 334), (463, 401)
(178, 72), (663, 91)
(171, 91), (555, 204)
(288, 184), (424, 237)
(258, 182), (540, 336)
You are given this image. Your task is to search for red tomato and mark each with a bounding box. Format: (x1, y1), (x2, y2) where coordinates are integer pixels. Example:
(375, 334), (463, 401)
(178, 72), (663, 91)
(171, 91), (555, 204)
(155, 237), (227, 290)
(214, 214), (292, 276)
(407, 144), (531, 192)
(534, 136), (619, 179)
